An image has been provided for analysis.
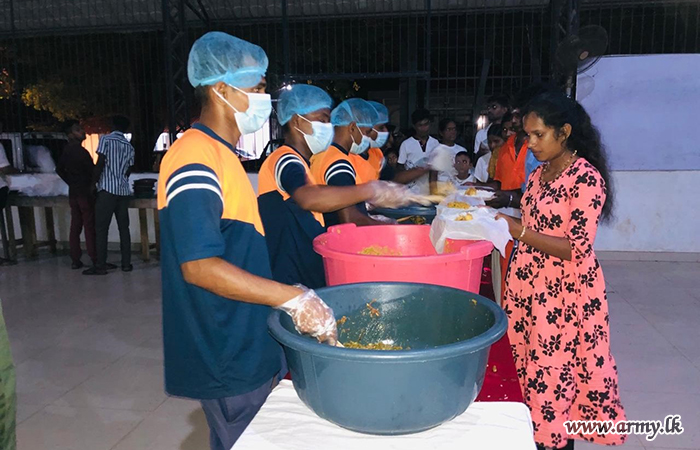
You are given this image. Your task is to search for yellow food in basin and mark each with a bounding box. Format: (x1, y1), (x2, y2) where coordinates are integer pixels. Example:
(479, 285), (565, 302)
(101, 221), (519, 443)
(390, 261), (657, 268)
(343, 341), (404, 350)
(359, 245), (402, 256)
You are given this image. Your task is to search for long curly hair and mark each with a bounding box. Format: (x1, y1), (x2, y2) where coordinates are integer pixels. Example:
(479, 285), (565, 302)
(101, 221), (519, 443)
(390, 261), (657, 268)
(523, 92), (614, 221)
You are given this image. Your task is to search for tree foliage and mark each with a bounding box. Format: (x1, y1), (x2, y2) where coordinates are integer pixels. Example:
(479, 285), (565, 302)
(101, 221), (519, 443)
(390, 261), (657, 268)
(21, 77), (87, 121)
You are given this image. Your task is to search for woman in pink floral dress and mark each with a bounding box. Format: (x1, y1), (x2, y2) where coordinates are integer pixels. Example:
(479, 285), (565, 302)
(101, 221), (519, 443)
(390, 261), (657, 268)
(497, 92), (626, 450)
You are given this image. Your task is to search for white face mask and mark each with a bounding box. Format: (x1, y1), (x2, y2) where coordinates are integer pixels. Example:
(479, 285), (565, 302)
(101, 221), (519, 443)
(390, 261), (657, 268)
(295, 115), (334, 155)
(214, 86), (272, 135)
(369, 130), (389, 148)
(349, 128), (371, 154)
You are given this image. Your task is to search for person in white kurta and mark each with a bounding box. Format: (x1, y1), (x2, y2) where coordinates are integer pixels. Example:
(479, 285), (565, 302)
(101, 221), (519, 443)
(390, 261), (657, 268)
(473, 94), (510, 157)
(435, 119), (468, 184)
(397, 109), (439, 194)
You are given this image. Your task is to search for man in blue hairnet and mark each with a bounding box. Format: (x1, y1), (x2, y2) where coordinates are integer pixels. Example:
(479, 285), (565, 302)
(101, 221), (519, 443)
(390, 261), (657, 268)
(309, 98), (392, 226)
(257, 85), (411, 289)
(157, 32), (340, 449)
(352, 100), (390, 181)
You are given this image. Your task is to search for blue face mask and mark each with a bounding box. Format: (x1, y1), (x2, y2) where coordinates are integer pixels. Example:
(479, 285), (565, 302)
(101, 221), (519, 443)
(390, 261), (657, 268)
(214, 85), (272, 135)
(295, 115), (334, 155)
(349, 127), (371, 154)
(369, 129), (389, 148)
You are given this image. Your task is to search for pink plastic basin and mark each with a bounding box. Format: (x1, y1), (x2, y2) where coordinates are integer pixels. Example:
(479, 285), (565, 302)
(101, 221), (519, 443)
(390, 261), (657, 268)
(313, 224), (493, 293)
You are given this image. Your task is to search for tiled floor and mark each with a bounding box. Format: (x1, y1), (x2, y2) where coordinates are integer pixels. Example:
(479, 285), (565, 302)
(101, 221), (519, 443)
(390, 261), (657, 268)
(1, 256), (698, 450)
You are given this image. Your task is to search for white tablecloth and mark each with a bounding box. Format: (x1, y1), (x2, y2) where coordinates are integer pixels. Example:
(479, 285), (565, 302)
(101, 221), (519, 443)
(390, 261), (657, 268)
(235, 380), (536, 450)
(6, 173), (160, 197)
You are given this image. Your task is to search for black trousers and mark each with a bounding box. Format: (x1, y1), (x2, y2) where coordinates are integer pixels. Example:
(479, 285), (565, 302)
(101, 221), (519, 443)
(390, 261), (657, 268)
(0, 186), (7, 209)
(95, 190), (131, 268)
(537, 440), (574, 450)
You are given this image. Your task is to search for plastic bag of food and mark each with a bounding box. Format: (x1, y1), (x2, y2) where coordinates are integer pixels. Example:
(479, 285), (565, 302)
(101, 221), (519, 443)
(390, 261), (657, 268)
(430, 193), (511, 255)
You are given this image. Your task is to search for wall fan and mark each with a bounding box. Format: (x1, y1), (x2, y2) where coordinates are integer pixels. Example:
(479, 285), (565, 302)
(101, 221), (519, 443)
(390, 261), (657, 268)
(556, 25), (609, 100)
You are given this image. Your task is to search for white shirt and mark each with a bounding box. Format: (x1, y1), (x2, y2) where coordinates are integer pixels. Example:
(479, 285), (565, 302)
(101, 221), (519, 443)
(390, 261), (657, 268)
(446, 172), (476, 187)
(474, 152), (491, 183)
(398, 136), (440, 194)
(0, 143), (10, 190)
(473, 124), (491, 154)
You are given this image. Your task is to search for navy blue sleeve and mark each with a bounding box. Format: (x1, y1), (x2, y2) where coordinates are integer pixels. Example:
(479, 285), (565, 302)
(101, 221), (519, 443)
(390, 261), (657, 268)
(275, 153), (308, 196)
(164, 163), (226, 264)
(324, 159), (356, 187)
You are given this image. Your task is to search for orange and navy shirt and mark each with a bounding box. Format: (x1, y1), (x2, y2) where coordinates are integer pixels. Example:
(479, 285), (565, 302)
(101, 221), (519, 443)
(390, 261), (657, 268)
(257, 145), (326, 289)
(310, 142), (367, 227)
(157, 123), (282, 400)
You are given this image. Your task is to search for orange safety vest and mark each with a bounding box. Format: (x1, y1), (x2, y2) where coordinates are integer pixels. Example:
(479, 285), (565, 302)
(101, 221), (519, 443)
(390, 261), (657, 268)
(362, 147), (385, 181)
(258, 145), (324, 226)
(310, 143), (366, 186)
(351, 152), (378, 183)
(350, 147), (383, 181)
(158, 127), (265, 236)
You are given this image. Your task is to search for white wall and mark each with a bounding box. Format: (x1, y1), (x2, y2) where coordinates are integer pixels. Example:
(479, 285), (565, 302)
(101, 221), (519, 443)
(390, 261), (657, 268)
(579, 55), (700, 255)
(594, 171), (700, 253)
(579, 54), (700, 171)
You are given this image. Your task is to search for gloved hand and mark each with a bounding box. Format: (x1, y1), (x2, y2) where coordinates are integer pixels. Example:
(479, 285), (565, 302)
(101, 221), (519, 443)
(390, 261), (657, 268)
(367, 181), (413, 209)
(276, 286), (339, 346)
(404, 193), (435, 206)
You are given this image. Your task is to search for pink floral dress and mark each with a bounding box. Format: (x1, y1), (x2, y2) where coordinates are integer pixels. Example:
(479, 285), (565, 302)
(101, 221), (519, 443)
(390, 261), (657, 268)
(503, 158), (627, 448)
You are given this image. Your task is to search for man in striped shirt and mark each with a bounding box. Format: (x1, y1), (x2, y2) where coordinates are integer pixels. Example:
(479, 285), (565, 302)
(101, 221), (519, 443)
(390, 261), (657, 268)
(84, 115), (135, 275)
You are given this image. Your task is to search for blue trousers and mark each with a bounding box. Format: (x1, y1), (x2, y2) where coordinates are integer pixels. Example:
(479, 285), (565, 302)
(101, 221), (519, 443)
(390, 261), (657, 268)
(200, 378), (275, 450)
(200, 358), (287, 450)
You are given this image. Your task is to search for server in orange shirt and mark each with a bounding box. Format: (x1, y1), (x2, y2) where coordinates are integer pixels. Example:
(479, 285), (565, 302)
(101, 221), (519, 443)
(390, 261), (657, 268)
(310, 98), (391, 227)
(158, 32), (339, 450)
(490, 129), (528, 210)
(354, 100), (390, 181)
(258, 85), (410, 289)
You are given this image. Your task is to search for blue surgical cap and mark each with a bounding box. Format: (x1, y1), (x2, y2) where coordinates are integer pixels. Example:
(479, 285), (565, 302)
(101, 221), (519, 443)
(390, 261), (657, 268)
(331, 98), (379, 128)
(277, 84), (334, 126)
(368, 101), (389, 125)
(188, 31), (268, 89)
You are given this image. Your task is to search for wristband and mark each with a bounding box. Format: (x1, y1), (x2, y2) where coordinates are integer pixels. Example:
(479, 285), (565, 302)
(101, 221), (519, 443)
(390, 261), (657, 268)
(518, 226), (527, 240)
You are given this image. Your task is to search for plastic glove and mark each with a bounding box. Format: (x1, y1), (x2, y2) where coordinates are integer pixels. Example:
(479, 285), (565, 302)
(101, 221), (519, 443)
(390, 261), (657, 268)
(368, 214), (399, 224)
(429, 145), (457, 174)
(367, 181), (414, 209)
(404, 193), (435, 206)
(276, 286), (339, 345)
